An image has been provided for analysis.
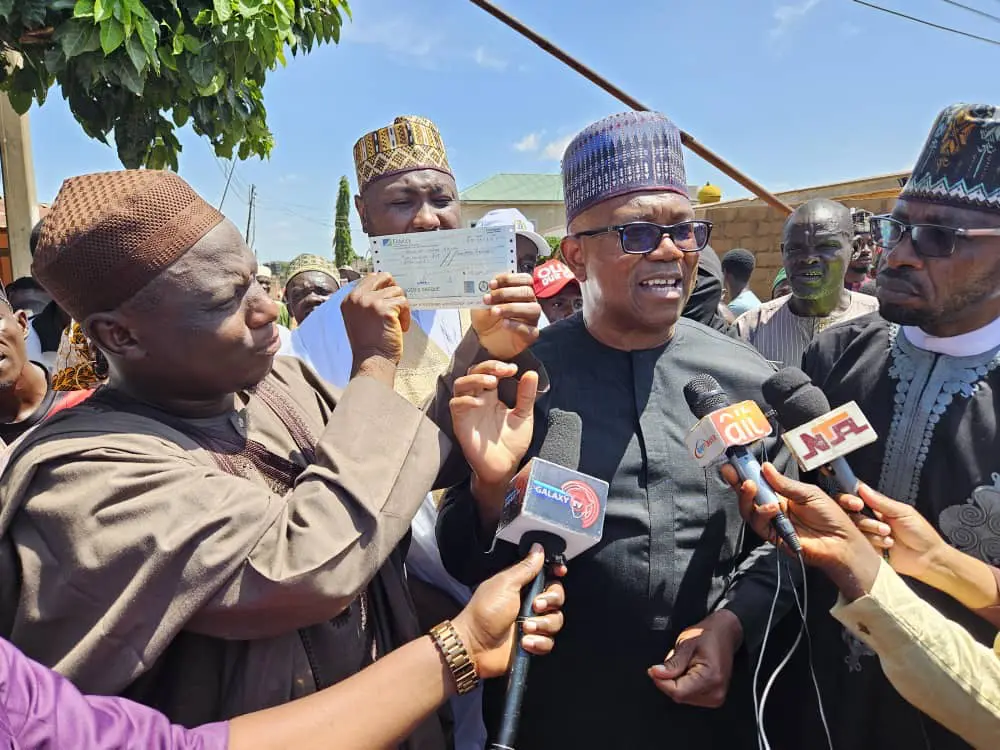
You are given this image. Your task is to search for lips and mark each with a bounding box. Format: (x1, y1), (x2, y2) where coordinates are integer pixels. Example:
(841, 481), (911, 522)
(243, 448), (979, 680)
(877, 274), (921, 297)
(256, 326), (282, 356)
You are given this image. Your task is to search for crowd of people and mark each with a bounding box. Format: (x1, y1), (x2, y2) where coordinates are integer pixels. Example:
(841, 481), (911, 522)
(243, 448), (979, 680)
(0, 101), (994, 750)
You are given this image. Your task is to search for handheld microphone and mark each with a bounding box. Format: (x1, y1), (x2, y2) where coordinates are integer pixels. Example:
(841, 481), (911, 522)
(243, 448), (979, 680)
(761, 368), (877, 493)
(683, 374), (801, 554)
(490, 410), (609, 750)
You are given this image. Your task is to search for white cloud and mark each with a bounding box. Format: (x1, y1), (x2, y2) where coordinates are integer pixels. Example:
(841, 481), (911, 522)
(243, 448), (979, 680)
(514, 132), (542, 152)
(343, 17), (445, 65)
(541, 134), (574, 161)
(840, 22), (861, 37)
(474, 46), (508, 71)
(770, 0), (820, 39)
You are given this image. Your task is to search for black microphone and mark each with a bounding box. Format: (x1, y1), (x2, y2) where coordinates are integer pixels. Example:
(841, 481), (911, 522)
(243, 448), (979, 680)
(683, 374), (801, 553)
(490, 410), (608, 750)
(762, 367), (876, 494)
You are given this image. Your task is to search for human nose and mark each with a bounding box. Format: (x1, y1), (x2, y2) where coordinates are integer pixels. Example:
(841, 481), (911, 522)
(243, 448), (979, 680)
(644, 230), (685, 262)
(883, 230), (924, 271)
(410, 201), (442, 231)
(249, 289), (279, 327)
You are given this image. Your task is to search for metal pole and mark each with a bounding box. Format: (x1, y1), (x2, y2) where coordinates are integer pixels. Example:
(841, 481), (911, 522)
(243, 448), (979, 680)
(466, 0), (793, 216)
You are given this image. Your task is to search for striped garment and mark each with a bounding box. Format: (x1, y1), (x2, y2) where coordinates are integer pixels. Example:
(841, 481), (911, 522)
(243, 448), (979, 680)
(735, 291), (880, 368)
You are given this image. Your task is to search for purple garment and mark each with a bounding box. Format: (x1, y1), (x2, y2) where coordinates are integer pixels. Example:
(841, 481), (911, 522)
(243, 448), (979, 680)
(0, 638), (229, 749)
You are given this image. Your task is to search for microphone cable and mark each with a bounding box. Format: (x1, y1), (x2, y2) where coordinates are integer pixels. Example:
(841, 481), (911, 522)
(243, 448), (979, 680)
(754, 551), (834, 750)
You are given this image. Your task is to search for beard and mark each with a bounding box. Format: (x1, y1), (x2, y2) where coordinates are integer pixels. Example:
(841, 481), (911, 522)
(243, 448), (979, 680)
(879, 272), (999, 328)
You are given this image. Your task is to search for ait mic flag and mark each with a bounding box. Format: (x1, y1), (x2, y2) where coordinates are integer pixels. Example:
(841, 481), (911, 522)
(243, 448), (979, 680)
(780, 401), (877, 473)
(685, 400), (773, 468)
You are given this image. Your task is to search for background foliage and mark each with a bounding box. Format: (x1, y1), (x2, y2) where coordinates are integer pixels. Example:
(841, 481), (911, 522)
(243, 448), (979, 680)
(0, 0), (350, 168)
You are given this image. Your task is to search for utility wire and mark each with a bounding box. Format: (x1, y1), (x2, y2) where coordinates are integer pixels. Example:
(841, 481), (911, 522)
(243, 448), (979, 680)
(218, 159), (237, 210)
(853, 0), (1000, 46)
(938, 0), (1000, 25)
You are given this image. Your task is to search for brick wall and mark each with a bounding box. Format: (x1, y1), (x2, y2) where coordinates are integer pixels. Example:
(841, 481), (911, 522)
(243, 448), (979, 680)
(696, 197), (897, 301)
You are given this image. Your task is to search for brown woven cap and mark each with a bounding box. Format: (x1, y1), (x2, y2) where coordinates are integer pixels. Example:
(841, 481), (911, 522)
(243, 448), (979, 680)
(33, 170), (225, 321)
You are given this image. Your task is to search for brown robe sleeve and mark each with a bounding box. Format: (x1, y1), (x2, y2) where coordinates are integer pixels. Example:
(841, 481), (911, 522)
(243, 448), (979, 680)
(0, 374), (449, 694)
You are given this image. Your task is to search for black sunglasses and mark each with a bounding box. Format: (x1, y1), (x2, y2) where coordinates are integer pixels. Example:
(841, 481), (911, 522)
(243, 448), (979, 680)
(871, 215), (1000, 259)
(574, 220), (713, 254)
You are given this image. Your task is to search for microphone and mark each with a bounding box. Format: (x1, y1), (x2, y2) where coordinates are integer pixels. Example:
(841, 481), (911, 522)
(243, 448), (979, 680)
(683, 374), (801, 554)
(761, 368), (878, 494)
(490, 410), (609, 750)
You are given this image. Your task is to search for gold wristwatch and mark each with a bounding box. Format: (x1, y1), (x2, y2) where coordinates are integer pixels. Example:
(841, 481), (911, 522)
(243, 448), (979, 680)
(429, 620), (480, 695)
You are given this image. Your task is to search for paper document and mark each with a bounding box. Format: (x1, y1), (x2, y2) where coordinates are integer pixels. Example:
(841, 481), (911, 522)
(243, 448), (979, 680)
(370, 225), (517, 309)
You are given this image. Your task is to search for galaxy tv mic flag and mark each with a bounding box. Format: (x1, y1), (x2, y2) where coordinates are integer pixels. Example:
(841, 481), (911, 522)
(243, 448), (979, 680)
(490, 410), (608, 750)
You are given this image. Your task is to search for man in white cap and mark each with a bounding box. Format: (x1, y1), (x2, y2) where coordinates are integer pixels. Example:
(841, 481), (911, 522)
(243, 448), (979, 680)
(476, 207), (550, 275)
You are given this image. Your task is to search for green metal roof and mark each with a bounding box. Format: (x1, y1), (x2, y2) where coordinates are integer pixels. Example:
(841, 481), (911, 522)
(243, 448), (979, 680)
(461, 173), (563, 203)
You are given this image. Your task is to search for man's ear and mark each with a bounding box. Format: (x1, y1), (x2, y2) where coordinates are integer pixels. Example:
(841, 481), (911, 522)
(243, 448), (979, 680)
(85, 313), (145, 361)
(354, 194), (369, 234)
(14, 310), (30, 340)
(560, 235), (587, 282)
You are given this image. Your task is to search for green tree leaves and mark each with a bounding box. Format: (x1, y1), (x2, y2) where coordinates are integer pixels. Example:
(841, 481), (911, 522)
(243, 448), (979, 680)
(0, 0), (350, 167)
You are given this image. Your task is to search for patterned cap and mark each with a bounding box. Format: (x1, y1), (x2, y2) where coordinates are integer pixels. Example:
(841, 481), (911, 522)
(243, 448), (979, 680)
(285, 253), (339, 285)
(562, 111), (688, 225)
(353, 115), (453, 192)
(33, 170), (224, 321)
(901, 104), (1000, 213)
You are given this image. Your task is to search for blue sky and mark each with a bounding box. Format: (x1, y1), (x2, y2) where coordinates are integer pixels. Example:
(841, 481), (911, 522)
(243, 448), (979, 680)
(18, 0), (1000, 263)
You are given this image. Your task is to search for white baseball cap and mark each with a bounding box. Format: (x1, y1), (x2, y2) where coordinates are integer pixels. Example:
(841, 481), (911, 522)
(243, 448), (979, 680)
(477, 208), (550, 261)
(256, 266), (273, 279)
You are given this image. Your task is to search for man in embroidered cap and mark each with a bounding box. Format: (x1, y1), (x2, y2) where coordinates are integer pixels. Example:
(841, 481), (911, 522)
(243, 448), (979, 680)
(767, 103), (1000, 750)
(283, 253), (340, 325)
(287, 116), (542, 750)
(0, 169), (544, 750)
(438, 111), (796, 749)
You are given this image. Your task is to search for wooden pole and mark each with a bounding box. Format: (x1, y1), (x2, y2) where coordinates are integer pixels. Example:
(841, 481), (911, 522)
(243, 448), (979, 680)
(467, 0), (793, 215)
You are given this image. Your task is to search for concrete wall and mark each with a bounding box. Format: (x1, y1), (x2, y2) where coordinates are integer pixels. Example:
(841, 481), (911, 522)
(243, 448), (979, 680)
(461, 202), (566, 237)
(696, 196), (898, 301)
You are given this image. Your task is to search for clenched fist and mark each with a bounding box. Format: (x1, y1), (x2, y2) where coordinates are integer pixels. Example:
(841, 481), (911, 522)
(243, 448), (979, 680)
(342, 273), (412, 382)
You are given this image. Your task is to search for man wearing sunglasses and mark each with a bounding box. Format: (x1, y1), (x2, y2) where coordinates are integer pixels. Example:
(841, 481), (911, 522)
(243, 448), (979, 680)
(773, 104), (1000, 750)
(438, 111), (795, 749)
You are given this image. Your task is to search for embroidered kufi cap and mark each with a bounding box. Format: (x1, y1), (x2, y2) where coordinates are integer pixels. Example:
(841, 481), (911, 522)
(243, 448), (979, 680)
(353, 115), (452, 192)
(901, 104), (1000, 214)
(32, 170), (224, 321)
(562, 111), (688, 225)
(285, 254), (339, 285)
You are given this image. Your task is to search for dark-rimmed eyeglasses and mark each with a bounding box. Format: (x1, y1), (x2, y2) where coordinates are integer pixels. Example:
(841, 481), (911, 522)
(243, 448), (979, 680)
(871, 215), (1000, 259)
(573, 220), (713, 255)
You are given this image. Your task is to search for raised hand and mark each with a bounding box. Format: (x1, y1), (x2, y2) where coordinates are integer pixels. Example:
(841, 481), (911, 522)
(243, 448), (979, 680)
(450, 361), (538, 487)
(342, 272), (411, 380)
(471, 272), (541, 360)
(452, 544), (567, 679)
(854, 484), (943, 579)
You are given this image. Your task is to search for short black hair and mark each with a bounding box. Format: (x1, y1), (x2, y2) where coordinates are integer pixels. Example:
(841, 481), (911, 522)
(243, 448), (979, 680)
(6, 277), (42, 293)
(721, 248), (756, 284)
(29, 219), (44, 256)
